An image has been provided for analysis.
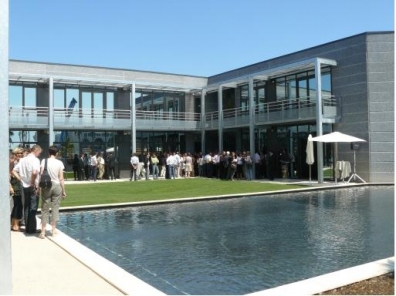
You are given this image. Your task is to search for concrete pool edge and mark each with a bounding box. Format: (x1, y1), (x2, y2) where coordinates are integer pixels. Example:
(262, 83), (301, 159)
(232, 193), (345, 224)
(247, 257), (394, 296)
(46, 226), (165, 295)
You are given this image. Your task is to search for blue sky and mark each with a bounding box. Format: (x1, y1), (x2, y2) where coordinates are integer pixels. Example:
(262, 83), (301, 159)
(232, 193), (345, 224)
(9, 0), (394, 77)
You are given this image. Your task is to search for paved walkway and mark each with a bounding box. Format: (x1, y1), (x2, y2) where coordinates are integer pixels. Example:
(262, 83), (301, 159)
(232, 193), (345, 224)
(11, 229), (124, 295)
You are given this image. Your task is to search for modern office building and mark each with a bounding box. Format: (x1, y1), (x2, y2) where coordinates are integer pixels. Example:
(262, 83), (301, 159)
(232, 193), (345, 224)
(8, 31), (394, 183)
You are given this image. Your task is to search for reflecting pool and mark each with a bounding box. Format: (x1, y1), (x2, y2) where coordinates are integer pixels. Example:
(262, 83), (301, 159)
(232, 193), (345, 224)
(58, 186), (394, 295)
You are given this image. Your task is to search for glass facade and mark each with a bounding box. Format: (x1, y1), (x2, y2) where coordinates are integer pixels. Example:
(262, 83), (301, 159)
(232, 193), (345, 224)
(8, 63), (336, 178)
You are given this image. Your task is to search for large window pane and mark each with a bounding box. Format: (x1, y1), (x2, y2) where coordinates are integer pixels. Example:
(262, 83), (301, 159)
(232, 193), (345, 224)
(276, 78), (286, 100)
(82, 92), (92, 110)
(66, 89), (79, 107)
(9, 85), (22, 106)
(54, 89), (65, 108)
(321, 72), (332, 97)
(286, 75), (296, 100)
(106, 92), (114, 111)
(24, 87), (36, 107)
(240, 85), (248, 110)
(94, 92), (103, 117)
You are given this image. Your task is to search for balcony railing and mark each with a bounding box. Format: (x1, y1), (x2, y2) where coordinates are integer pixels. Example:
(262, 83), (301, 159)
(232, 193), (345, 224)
(135, 110), (201, 131)
(9, 106), (49, 129)
(9, 96), (340, 131)
(53, 108), (132, 130)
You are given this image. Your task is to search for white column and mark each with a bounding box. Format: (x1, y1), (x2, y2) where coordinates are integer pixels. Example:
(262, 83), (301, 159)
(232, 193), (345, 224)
(131, 83), (136, 153)
(200, 88), (206, 154)
(49, 77), (54, 145)
(0, 0), (12, 294)
(315, 58), (324, 183)
(248, 77), (255, 177)
(218, 85), (223, 152)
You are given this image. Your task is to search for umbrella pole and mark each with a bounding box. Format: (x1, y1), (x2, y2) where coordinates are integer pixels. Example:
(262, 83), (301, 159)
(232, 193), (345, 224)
(309, 165), (311, 184)
(334, 143), (338, 185)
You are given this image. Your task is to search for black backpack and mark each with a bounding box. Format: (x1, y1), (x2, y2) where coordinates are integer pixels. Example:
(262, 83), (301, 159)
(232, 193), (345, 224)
(39, 158), (52, 189)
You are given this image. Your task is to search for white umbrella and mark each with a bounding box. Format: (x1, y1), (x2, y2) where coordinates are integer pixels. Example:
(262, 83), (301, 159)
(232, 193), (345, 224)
(305, 134), (314, 183)
(311, 131), (366, 143)
(311, 132), (366, 183)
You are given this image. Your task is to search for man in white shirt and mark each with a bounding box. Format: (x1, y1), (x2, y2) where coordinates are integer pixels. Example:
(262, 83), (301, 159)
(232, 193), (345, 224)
(167, 153), (176, 179)
(90, 152), (98, 181)
(12, 144), (42, 234)
(130, 153), (139, 181)
(174, 152), (181, 178)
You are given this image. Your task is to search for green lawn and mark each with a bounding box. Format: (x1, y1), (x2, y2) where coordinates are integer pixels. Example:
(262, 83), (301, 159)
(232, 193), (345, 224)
(62, 178), (307, 207)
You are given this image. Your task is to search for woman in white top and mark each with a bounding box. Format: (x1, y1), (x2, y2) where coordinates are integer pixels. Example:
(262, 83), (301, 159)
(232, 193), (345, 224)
(39, 146), (66, 238)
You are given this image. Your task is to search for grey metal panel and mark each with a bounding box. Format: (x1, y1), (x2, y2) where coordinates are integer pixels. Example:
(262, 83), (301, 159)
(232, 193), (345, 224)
(370, 131), (395, 142)
(370, 152), (394, 162)
(370, 162), (394, 172)
(369, 111), (394, 122)
(369, 92), (394, 102)
(370, 142), (394, 152)
(369, 102), (394, 112)
(370, 122), (394, 132)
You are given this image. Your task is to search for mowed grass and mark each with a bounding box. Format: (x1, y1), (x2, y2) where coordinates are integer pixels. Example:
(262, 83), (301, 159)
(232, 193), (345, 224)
(62, 178), (306, 207)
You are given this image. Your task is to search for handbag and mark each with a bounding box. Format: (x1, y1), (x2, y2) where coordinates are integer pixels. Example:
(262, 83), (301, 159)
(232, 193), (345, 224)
(39, 158), (52, 189)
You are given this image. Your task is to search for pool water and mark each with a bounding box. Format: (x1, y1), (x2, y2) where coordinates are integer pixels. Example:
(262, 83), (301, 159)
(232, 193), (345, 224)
(58, 186), (394, 295)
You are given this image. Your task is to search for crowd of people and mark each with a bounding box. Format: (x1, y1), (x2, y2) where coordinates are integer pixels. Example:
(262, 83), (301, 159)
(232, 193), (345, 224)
(129, 149), (293, 182)
(72, 151), (117, 181)
(9, 145), (66, 238)
(7, 144), (293, 237)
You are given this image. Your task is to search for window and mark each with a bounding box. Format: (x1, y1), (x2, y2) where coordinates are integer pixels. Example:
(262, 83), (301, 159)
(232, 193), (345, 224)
(54, 89), (65, 108)
(9, 85), (22, 106)
(240, 85), (249, 110)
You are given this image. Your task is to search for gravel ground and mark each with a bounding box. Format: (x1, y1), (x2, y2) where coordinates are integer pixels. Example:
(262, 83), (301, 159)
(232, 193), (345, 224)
(318, 272), (394, 295)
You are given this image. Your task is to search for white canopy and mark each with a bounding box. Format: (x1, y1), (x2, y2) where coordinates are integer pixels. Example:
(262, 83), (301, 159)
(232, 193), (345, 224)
(311, 131), (366, 143)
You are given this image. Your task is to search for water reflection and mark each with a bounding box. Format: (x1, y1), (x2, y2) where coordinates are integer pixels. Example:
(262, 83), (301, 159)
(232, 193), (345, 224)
(58, 186), (394, 295)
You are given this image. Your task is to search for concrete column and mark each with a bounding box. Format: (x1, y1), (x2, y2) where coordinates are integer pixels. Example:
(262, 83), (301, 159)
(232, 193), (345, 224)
(0, 0), (12, 294)
(248, 77), (255, 178)
(49, 77), (54, 145)
(200, 89), (206, 154)
(218, 85), (223, 152)
(131, 83), (136, 153)
(315, 58), (324, 183)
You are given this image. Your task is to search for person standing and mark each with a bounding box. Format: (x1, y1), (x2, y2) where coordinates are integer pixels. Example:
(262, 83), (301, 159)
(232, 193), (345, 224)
(39, 146), (66, 238)
(72, 154), (79, 180)
(83, 153), (90, 180)
(151, 153), (159, 180)
(78, 153), (84, 181)
(106, 152), (117, 180)
(90, 152), (98, 181)
(244, 151), (253, 181)
(9, 152), (23, 231)
(97, 152), (105, 179)
(130, 153), (139, 181)
(185, 153), (193, 178)
(12, 144), (42, 234)
(266, 150), (275, 181)
(143, 152), (151, 180)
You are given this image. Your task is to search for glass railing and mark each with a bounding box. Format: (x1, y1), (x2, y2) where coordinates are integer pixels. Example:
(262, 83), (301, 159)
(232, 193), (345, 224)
(9, 96), (339, 131)
(9, 106), (49, 128)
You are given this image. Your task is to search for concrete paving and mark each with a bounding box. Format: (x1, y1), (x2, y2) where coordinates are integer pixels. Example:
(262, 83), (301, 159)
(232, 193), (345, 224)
(11, 229), (124, 295)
